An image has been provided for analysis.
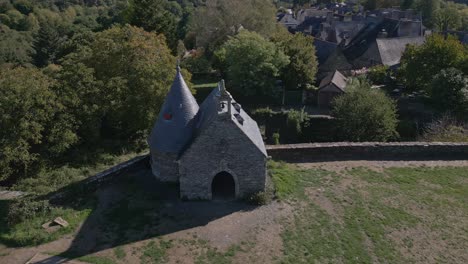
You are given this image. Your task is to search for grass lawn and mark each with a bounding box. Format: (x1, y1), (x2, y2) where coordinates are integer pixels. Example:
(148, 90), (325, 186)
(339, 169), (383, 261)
(270, 162), (468, 263)
(0, 152), (143, 247)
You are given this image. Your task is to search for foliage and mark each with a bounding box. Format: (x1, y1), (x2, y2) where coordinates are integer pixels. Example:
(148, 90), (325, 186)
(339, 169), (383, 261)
(0, 198), (92, 247)
(246, 191), (270, 205)
(216, 30), (289, 99)
(273, 32), (318, 90)
(429, 68), (468, 116)
(433, 1), (462, 31)
(0, 25), (34, 65)
(6, 196), (52, 226)
(287, 108), (308, 134)
(57, 25), (183, 146)
(367, 65), (389, 85)
(331, 77), (399, 142)
(189, 0), (277, 54)
(400, 34), (467, 92)
(33, 21), (66, 67)
(125, 0), (185, 51)
(273, 132), (281, 145)
(421, 115), (468, 142)
(0, 67), (77, 182)
(418, 0), (440, 27)
(181, 49), (213, 74)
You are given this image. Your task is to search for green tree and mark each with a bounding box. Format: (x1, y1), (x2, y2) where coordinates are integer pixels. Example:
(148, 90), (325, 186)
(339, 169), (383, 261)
(400, 34), (467, 92)
(331, 78), (398, 142)
(0, 25), (34, 65)
(33, 21), (65, 67)
(418, 0), (440, 27)
(126, 0), (181, 50)
(429, 68), (468, 117)
(216, 30), (289, 99)
(189, 0), (277, 54)
(58, 25), (184, 145)
(273, 32), (318, 90)
(0, 67), (77, 182)
(434, 2), (461, 32)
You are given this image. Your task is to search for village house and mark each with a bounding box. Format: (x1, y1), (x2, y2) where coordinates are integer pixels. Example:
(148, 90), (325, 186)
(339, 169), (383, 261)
(148, 66), (267, 200)
(317, 70), (348, 108)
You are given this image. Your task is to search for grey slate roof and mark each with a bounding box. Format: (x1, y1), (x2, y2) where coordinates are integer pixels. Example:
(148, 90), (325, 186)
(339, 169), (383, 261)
(195, 82), (267, 157)
(148, 66), (199, 154)
(314, 39), (338, 65)
(278, 13), (298, 26)
(319, 70), (348, 92)
(376, 36), (425, 66)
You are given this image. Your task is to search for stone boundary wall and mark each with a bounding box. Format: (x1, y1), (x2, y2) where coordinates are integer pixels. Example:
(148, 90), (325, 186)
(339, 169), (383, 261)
(51, 154), (149, 200)
(266, 142), (468, 162)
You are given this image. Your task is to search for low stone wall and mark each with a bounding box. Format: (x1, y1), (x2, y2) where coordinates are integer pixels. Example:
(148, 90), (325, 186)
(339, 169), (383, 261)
(51, 154), (149, 200)
(266, 142), (468, 162)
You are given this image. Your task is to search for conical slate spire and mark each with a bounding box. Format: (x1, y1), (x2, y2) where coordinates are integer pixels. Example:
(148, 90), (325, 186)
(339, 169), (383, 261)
(148, 65), (199, 153)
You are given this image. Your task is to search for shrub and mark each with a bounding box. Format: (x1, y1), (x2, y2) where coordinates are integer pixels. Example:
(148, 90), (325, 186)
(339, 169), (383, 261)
(367, 65), (389, 85)
(273, 132), (280, 145)
(246, 191), (270, 205)
(331, 77), (398, 142)
(286, 109), (308, 134)
(6, 197), (52, 226)
(429, 68), (468, 117)
(421, 115), (468, 142)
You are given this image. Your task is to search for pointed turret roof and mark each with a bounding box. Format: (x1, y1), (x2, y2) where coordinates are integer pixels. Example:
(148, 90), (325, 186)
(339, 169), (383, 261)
(148, 65), (199, 154)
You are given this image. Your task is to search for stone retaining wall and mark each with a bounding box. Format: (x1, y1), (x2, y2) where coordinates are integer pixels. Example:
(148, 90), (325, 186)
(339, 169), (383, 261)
(51, 154), (149, 200)
(266, 142), (468, 162)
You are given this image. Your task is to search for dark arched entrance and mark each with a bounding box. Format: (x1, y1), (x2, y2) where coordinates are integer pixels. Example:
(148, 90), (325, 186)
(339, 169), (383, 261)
(211, 171), (235, 200)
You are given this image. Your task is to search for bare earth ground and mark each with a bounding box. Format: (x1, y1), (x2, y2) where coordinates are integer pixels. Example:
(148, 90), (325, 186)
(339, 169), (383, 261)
(0, 160), (467, 264)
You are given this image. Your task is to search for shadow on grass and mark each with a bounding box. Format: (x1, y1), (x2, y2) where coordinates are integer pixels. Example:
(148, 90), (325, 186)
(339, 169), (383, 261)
(29, 162), (255, 263)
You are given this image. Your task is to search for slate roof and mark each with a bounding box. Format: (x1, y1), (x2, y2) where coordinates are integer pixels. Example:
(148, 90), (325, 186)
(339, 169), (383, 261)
(376, 36), (425, 66)
(278, 13), (298, 26)
(148, 66), (199, 154)
(333, 21), (367, 45)
(343, 17), (400, 61)
(314, 39), (338, 65)
(319, 70), (348, 92)
(195, 82), (267, 157)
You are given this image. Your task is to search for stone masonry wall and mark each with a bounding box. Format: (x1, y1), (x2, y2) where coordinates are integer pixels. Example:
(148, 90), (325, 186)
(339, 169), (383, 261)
(179, 116), (267, 200)
(151, 150), (179, 182)
(266, 142), (468, 162)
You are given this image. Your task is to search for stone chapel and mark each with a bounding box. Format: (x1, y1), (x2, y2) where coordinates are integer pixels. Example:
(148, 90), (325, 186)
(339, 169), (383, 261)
(148, 66), (267, 200)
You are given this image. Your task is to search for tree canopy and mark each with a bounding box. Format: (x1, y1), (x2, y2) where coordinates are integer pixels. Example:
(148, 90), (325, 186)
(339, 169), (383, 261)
(57, 25), (184, 145)
(0, 66), (77, 182)
(273, 31), (318, 90)
(189, 0), (277, 54)
(400, 34), (468, 92)
(215, 30), (289, 100)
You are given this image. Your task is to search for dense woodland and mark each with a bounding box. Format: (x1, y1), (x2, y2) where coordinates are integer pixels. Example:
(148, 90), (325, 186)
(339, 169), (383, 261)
(0, 0), (467, 185)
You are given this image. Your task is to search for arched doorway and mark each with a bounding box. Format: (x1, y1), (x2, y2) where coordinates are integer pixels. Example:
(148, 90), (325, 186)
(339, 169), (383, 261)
(211, 171), (236, 200)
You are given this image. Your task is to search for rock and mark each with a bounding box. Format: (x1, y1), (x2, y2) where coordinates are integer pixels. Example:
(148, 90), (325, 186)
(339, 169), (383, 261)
(53, 217), (69, 227)
(41, 217), (69, 233)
